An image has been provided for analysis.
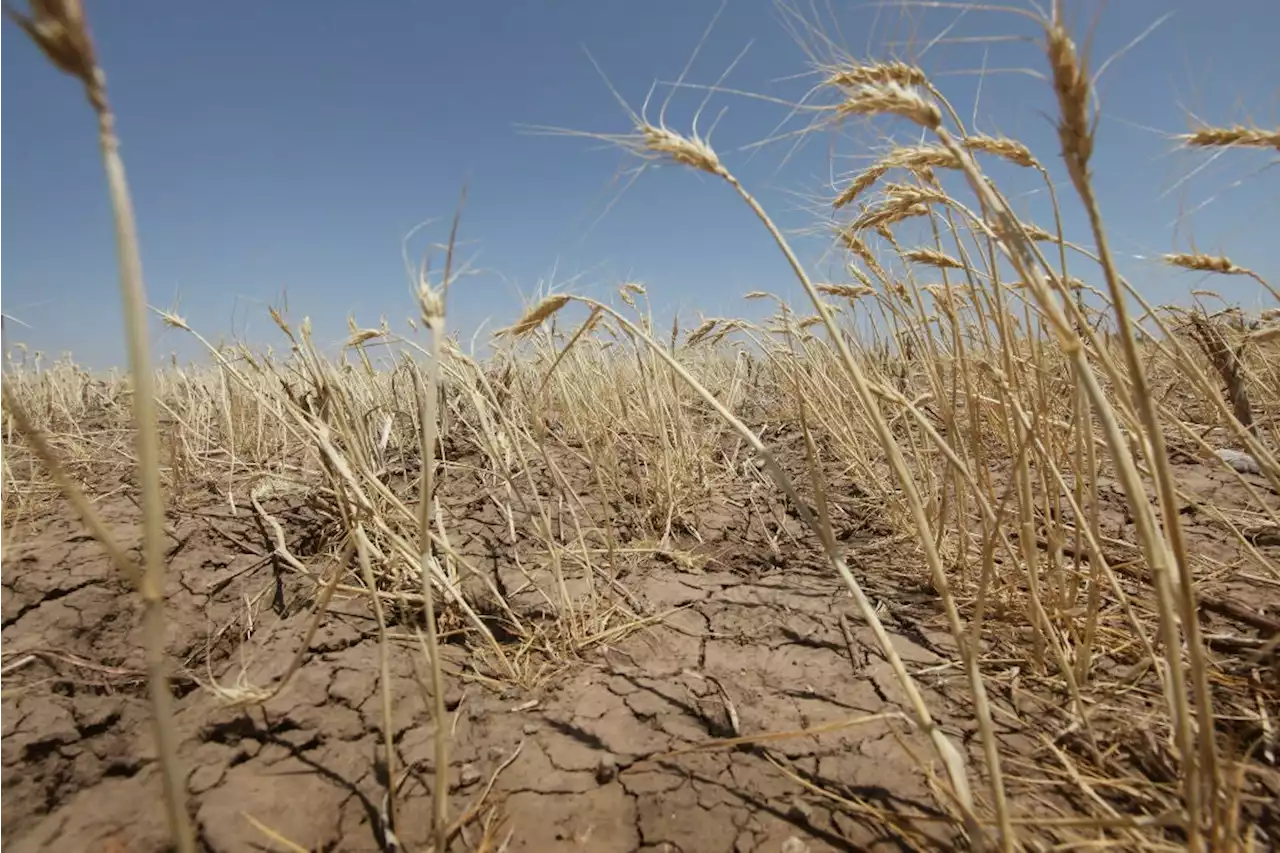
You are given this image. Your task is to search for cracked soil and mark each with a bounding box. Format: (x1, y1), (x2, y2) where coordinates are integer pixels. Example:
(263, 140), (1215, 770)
(3, 430), (1279, 852)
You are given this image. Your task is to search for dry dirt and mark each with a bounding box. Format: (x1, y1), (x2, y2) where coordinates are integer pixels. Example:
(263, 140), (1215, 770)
(3, 431), (1279, 852)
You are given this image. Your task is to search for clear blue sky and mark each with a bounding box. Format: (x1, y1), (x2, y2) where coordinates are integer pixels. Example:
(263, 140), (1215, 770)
(3, 1), (1276, 369)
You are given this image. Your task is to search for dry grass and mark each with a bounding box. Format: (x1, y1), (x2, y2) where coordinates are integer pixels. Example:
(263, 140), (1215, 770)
(3, 2), (1279, 852)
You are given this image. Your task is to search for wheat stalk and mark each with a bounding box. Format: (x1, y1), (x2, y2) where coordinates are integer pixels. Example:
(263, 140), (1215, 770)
(3, 3), (194, 849)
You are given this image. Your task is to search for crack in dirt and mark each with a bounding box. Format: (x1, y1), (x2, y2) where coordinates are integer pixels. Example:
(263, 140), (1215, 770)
(1, 578), (101, 629)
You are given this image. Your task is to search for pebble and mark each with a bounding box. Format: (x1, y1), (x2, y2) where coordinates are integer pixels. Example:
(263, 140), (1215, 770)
(459, 763), (481, 787)
(1215, 448), (1261, 474)
(595, 754), (618, 784)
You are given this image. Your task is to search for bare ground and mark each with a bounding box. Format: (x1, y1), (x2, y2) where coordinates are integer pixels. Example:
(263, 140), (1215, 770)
(3, 435), (1278, 852)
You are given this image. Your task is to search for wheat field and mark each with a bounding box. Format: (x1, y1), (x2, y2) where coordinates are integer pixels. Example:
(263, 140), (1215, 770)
(3, 2), (1278, 852)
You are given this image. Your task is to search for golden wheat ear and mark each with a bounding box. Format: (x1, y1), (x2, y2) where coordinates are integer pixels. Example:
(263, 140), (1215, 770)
(1179, 125), (1280, 151)
(4, 0), (98, 81)
(497, 294), (573, 339)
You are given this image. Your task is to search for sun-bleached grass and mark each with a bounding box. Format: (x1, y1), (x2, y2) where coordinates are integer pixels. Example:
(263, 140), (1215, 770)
(4, 2), (1279, 852)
